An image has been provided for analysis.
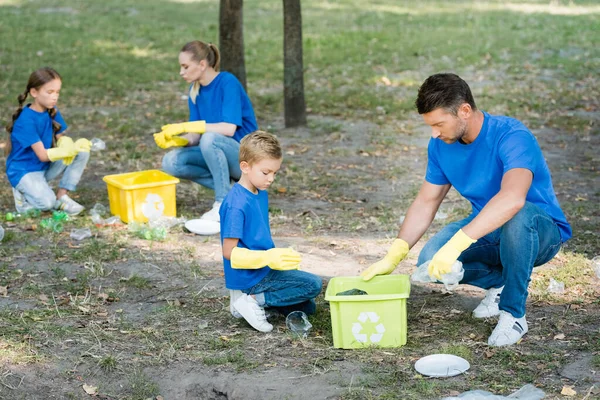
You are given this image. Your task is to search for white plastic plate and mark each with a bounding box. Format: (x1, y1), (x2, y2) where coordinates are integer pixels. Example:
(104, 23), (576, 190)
(414, 354), (470, 377)
(185, 219), (220, 235)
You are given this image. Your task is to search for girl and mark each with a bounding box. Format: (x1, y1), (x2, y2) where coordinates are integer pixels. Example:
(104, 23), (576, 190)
(154, 41), (258, 222)
(5, 67), (91, 216)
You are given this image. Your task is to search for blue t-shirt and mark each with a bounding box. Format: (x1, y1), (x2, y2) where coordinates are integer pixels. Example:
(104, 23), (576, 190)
(6, 106), (67, 187)
(219, 183), (273, 290)
(188, 71), (257, 143)
(425, 111), (572, 242)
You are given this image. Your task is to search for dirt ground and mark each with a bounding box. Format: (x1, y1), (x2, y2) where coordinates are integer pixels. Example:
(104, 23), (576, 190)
(1, 107), (599, 399)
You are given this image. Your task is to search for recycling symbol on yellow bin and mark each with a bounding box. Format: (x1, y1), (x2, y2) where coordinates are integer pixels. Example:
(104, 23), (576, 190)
(141, 193), (165, 220)
(352, 312), (385, 344)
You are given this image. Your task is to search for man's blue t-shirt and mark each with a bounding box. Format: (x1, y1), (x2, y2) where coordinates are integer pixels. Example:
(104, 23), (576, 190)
(219, 183), (273, 290)
(425, 111), (572, 242)
(6, 106), (67, 187)
(188, 71), (258, 143)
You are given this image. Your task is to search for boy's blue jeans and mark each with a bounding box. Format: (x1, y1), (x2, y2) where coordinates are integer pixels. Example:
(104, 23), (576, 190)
(15, 152), (90, 211)
(243, 269), (323, 316)
(161, 132), (241, 203)
(417, 202), (563, 319)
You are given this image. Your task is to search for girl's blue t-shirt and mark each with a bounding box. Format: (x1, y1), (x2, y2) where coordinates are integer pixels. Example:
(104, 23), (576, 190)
(6, 106), (67, 187)
(425, 111), (572, 242)
(188, 71), (258, 143)
(219, 183), (273, 290)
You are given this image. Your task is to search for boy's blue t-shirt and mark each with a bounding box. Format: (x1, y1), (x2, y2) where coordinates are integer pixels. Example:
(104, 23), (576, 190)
(6, 106), (67, 187)
(188, 71), (258, 143)
(219, 183), (273, 290)
(425, 111), (572, 242)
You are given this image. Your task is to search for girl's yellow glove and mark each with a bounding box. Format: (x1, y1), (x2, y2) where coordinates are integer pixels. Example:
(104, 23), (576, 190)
(231, 247), (301, 271)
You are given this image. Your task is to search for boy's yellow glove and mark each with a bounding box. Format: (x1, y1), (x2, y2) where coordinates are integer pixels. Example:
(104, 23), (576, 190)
(361, 239), (409, 281)
(153, 132), (189, 149)
(47, 136), (77, 165)
(428, 229), (476, 280)
(74, 138), (92, 152)
(159, 121), (206, 139)
(231, 247), (301, 271)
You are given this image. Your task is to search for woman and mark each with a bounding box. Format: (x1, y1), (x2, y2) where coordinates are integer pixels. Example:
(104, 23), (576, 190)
(155, 41), (258, 221)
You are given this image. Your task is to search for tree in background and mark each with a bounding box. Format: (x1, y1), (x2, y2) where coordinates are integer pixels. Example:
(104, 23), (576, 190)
(219, 0), (246, 91)
(283, 0), (307, 127)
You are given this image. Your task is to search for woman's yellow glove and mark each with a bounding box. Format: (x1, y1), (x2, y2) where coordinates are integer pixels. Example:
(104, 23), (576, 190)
(159, 121), (206, 139)
(428, 229), (476, 280)
(231, 247), (301, 271)
(153, 132), (189, 149)
(360, 239), (409, 281)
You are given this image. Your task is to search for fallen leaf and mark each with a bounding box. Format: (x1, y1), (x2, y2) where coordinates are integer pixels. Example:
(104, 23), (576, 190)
(82, 383), (98, 395)
(561, 386), (576, 396)
(0, 286), (8, 297)
(277, 187), (287, 193)
(554, 333), (565, 340)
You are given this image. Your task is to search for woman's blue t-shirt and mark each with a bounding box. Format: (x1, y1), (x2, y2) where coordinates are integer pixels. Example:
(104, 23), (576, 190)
(219, 183), (273, 290)
(6, 106), (67, 187)
(425, 111), (572, 242)
(188, 71), (257, 143)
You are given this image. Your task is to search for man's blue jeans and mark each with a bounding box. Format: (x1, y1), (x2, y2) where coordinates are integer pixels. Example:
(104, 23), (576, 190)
(161, 132), (241, 203)
(417, 202), (563, 318)
(243, 269), (323, 316)
(15, 152), (90, 211)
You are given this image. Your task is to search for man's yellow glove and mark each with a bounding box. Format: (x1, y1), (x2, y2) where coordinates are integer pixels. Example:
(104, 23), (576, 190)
(47, 136), (77, 165)
(74, 138), (92, 153)
(231, 247), (301, 271)
(159, 121), (206, 139)
(360, 239), (409, 281)
(428, 229), (476, 280)
(153, 132), (189, 149)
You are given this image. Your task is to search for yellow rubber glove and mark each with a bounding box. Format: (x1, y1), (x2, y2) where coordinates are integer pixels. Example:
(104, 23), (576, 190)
(47, 136), (77, 164)
(231, 247), (301, 271)
(153, 132), (189, 149)
(360, 239), (409, 281)
(74, 138), (92, 152)
(159, 121), (206, 139)
(428, 229), (476, 280)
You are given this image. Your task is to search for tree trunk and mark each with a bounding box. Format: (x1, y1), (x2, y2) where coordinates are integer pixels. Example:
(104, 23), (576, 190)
(219, 0), (247, 90)
(283, 0), (307, 127)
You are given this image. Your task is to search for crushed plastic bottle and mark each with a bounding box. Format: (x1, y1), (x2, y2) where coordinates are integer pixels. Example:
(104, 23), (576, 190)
(70, 228), (92, 241)
(411, 260), (464, 292)
(592, 256), (600, 280)
(52, 210), (69, 221)
(286, 311), (312, 339)
(90, 138), (106, 151)
(128, 222), (167, 241)
(148, 216), (187, 230)
(40, 218), (64, 233)
(0, 224), (4, 242)
(547, 277), (565, 294)
(336, 288), (368, 296)
(442, 383), (545, 399)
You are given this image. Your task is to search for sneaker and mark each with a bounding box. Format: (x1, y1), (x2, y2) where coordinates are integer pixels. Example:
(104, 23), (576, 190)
(233, 293), (273, 332)
(488, 311), (528, 347)
(13, 188), (34, 214)
(473, 286), (504, 318)
(229, 290), (243, 319)
(55, 194), (85, 216)
(200, 201), (221, 222)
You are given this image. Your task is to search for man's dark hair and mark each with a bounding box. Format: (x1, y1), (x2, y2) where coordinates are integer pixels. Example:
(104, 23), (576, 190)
(415, 73), (477, 115)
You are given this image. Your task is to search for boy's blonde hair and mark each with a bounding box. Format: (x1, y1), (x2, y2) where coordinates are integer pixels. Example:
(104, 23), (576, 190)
(239, 131), (282, 166)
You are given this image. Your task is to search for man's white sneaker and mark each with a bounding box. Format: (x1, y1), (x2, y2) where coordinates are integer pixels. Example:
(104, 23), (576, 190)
(229, 290), (243, 319)
(473, 286), (504, 318)
(200, 201), (221, 222)
(233, 293), (273, 333)
(488, 311), (528, 347)
(55, 194), (85, 216)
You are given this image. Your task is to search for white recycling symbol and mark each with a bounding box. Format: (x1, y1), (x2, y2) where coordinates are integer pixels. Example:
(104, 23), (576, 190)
(141, 193), (165, 220)
(352, 312), (386, 344)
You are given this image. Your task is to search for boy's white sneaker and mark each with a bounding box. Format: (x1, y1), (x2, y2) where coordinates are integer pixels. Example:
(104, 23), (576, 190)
(488, 311), (528, 347)
(55, 194), (85, 216)
(229, 290), (243, 319)
(200, 201), (221, 222)
(473, 286), (504, 318)
(233, 293), (273, 332)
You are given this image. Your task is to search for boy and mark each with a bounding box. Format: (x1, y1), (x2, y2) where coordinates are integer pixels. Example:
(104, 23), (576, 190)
(219, 131), (322, 332)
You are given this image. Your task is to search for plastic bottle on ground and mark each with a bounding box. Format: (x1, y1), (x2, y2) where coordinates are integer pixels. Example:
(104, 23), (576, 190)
(0, 225), (4, 242)
(286, 311), (313, 339)
(90, 138), (106, 151)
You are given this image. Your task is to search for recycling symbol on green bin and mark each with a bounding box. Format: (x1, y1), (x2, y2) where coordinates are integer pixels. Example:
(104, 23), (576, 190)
(141, 193), (165, 220)
(352, 312), (385, 344)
